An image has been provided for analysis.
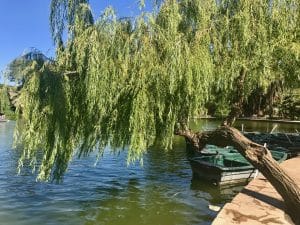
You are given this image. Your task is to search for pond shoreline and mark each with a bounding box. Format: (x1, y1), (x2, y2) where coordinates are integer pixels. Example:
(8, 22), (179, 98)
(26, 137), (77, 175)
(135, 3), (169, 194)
(197, 116), (300, 125)
(212, 157), (300, 225)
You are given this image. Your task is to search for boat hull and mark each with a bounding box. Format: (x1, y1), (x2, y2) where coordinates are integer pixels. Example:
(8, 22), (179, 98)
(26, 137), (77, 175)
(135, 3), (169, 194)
(190, 158), (258, 185)
(189, 149), (286, 185)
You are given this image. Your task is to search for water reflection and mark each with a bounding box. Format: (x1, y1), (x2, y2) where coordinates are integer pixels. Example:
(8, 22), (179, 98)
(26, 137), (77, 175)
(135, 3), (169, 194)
(79, 180), (194, 225)
(190, 179), (245, 204)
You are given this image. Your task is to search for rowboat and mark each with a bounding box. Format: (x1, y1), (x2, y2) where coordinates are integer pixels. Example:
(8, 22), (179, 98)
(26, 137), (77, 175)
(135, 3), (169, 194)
(189, 147), (287, 185)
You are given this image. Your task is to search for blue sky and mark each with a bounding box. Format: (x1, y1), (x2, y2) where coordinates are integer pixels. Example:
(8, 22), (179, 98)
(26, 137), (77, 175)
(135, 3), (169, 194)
(0, 0), (153, 81)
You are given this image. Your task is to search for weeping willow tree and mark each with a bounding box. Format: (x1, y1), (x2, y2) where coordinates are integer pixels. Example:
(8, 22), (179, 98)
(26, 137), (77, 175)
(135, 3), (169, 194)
(14, 0), (300, 222)
(16, 0), (215, 180)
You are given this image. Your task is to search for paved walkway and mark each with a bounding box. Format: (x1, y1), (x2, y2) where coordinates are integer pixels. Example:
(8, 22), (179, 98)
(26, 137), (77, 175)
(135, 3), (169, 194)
(212, 157), (300, 225)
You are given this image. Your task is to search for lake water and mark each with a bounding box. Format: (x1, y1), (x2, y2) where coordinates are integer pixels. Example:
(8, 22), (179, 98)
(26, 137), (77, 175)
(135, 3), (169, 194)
(0, 120), (299, 225)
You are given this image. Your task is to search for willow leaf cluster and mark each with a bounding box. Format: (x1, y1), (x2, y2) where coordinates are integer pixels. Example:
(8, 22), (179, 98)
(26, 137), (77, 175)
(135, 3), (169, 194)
(50, 0), (91, 46)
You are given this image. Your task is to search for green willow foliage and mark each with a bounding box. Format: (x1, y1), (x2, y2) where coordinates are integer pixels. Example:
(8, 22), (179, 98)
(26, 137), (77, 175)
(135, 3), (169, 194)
(0, 85), (11, 114)
(16, 0), (300, 181)
(50, 0), (91, 46)
(211, 0), (300, 104)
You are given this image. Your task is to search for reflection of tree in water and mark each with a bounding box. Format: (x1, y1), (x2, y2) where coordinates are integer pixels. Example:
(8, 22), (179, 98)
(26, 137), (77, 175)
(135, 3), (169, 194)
(0, 122), (46, 179)
(0, 122), (26, 175)
(79, 178), (205, 225)
(0, 122), (58, 224)
(142, 135), (192, 184)
(190, 178), (245, 205)
(75, 139), (223, 225)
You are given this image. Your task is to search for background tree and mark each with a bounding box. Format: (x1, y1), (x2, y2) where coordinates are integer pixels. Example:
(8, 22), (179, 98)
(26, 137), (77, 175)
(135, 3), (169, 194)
(210, 0), (299, 125)
(1, 48), (52, 113)
(4, 48), (51, 85)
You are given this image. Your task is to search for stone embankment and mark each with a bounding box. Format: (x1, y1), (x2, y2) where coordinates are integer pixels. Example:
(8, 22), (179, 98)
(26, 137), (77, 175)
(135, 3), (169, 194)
(212, 157), (300, 225)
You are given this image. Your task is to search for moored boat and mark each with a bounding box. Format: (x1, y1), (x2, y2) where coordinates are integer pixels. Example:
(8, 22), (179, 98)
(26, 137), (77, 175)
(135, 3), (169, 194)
(189, 148), (287, 185)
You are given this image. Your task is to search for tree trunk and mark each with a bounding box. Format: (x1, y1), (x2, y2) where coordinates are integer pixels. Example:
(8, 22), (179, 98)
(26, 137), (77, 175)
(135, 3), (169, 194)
(174, 127), (202, 153)
(223, 67), (246, 126)
(177, 125), (300, 224)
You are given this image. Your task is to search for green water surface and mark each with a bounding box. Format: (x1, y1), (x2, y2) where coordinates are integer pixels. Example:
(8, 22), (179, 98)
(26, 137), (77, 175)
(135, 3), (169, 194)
(0, 119), (299, 225)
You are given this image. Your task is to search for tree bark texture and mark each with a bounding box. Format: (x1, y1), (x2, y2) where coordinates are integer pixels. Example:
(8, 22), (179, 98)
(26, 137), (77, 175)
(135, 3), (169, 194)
(177, 126), (300, 224)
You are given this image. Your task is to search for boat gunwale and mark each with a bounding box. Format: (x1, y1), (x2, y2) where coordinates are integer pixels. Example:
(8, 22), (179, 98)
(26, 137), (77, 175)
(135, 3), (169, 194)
(189, 157), (254, 172)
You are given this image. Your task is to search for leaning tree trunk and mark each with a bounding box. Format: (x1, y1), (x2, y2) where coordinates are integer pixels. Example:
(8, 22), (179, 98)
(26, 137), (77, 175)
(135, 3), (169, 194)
(176, 126), (300, 224)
